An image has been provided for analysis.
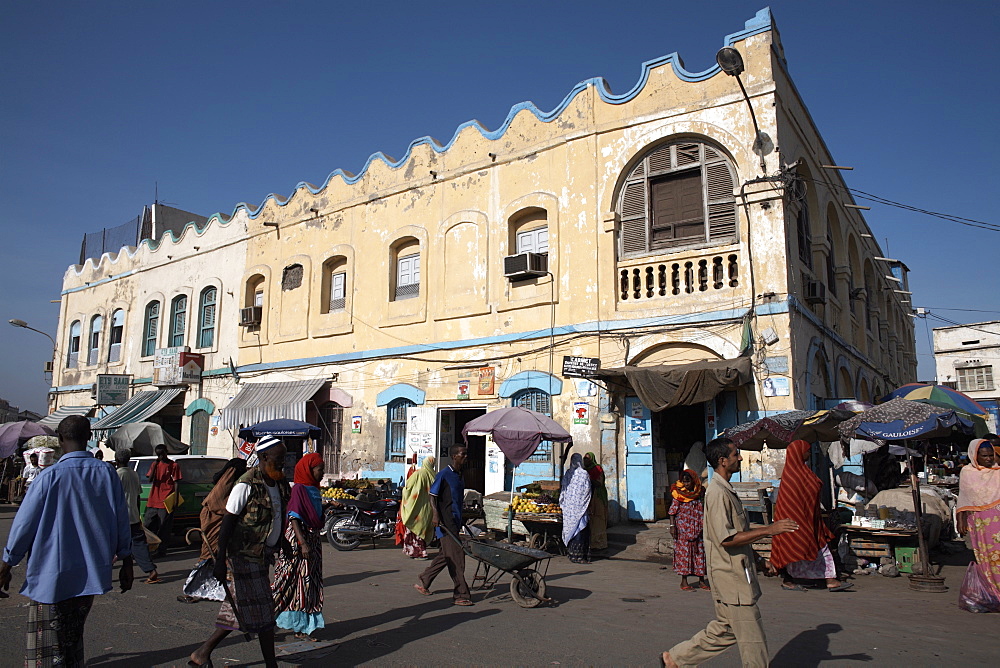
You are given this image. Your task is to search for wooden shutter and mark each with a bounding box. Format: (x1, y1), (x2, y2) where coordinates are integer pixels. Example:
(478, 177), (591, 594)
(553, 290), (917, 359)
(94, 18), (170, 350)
(619, 180), (648, 255)
(650, 171), (703, 248)
(647, 145), (672, 173)
(705, 161), (736, 241)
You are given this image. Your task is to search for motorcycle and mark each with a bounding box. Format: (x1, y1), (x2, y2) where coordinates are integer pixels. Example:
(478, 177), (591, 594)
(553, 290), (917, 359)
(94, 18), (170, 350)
(322, 492), (401, 551)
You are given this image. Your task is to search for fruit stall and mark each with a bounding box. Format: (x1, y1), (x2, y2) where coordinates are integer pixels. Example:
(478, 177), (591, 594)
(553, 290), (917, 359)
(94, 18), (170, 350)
(483, 485), (564, 553)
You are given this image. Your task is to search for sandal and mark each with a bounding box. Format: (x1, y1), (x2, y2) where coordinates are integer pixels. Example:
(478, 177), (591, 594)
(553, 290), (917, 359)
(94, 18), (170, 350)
(294, 632), (319, 642)
(827, 582), (854, 592)
(176, 595), (201, 604)
(145, 575), (162, 584)
(453, 598), (474, 606)
(698, 582), (711, 590)
(781, 583), (808, 592)
(413, 584), (431, 596)
(680, 584), (695, 591)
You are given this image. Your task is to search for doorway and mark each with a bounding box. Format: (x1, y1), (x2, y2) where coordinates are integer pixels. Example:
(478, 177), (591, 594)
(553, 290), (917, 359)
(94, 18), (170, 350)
(437, 408), (487, 493)
(651, 402), (706, 518)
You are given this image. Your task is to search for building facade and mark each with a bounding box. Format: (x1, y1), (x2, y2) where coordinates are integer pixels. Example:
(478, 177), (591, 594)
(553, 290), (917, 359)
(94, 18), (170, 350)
(933, 320), (1000, 432)
(50, 9), (916, 522)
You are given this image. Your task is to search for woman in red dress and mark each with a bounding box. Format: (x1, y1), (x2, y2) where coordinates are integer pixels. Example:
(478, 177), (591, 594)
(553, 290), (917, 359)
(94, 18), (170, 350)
(668, 469), (709, 591)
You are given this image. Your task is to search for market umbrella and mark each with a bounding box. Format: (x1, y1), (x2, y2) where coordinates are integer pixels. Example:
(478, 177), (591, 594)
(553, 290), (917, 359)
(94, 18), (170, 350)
(461, 406), (573, 467)
(238, 419), (321, 440)
(108, 421), (189, 456)
(831, 400), (873, 413)
(0, 421), (54, 459)
(725, 409), (854, 451)
(881, 383), (988, 416)
(838, 397), (975, 592)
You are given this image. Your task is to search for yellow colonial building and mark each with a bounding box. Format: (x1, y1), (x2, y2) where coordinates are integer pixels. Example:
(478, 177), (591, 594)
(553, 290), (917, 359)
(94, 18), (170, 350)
(50, 9), (915, 522)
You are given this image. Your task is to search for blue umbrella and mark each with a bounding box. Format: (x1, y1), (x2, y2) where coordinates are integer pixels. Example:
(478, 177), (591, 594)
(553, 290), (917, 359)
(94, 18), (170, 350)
(239, 419), (321, 440)
(838, 397), (974, 444)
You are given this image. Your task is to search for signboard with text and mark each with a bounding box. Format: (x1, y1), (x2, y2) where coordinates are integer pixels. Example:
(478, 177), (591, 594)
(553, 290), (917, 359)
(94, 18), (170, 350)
(96, 374), (130, 405)
(562, 356), (600, 378)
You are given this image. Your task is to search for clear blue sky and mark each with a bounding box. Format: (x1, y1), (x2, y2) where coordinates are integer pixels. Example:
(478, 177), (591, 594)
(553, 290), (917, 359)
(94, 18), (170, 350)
(2, 1), (998, 414)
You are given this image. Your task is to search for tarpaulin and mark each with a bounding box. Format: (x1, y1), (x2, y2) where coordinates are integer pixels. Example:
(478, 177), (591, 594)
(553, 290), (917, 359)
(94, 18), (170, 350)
(599, 356), (752, 411)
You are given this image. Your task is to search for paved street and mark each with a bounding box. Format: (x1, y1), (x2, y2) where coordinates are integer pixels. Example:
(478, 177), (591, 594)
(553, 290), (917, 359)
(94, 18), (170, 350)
(1, 504), (998, 667)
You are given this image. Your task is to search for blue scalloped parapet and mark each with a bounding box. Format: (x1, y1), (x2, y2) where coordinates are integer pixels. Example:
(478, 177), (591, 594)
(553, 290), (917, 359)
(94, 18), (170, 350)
(204, 8), (772, 227)
(72, 9), (773, 275)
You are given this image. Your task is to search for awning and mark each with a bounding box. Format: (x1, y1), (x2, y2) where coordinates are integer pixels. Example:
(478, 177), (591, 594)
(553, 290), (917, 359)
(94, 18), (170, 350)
(220, 379), (326, 429)
(38, 405), (94, 428)
(598, 356), (752, 411)
(91, 389), (183, 435)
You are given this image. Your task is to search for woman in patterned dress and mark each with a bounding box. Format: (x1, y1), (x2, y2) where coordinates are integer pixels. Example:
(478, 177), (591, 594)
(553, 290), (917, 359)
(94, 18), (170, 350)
(957, 438), (1000, 602)
(272, 453), (326, 640)
(668, 469), (709, 591)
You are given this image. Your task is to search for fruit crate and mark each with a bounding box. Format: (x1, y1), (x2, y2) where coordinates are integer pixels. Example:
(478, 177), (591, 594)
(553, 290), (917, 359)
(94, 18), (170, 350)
(483, 496), (529, 537)
(849, 537), (892, 558)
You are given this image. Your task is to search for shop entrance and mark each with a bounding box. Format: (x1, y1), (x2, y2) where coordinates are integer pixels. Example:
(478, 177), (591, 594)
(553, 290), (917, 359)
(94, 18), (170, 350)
(651, 402), (706, 518)
(437, 408), (487, 494)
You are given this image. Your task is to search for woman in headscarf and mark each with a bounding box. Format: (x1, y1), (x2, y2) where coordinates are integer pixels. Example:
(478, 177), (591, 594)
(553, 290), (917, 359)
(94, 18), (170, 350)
(957, 438), (1000, 599)
(668, 469), (709, 591)
(178, 458), (248, 604)
(583, 452), (608, 552)
(561, 453), (592, 564)
(272, 453), (327, 640)
(399, 455), (437, 559)
(771, 440), (851, 591)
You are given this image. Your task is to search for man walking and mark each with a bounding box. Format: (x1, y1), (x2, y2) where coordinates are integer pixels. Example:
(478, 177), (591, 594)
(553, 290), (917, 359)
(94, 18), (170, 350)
(145, 443), (182, 557)
(413, 445), (473, 606)
(115, 450), (161, 584)
(0, 415), (134, 666)
(189, 435), (290, 668)
(662, 437), (797, 668)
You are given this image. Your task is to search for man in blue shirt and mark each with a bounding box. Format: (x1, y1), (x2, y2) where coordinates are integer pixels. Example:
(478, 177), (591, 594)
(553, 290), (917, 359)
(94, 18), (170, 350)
(0, 415), (134, 666)
(413, 445), (472, 605)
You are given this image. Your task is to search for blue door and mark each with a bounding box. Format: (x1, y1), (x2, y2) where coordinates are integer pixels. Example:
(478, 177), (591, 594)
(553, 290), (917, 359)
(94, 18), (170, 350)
(625, 397), (654, 521)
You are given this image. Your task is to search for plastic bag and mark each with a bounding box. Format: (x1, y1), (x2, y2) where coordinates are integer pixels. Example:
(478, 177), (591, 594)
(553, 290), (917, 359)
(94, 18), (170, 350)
(958, 562), (1000, 613)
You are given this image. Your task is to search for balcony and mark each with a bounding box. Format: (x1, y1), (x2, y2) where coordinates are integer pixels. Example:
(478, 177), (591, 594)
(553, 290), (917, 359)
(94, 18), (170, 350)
(618, 250), (740, 303)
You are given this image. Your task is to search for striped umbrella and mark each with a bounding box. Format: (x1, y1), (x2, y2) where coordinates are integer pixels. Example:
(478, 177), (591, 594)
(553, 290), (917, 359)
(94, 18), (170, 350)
(881, 383), (987, 416)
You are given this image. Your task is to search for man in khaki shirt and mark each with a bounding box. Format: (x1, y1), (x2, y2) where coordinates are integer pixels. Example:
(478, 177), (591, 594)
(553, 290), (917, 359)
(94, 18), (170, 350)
(663, 437), (797, 668)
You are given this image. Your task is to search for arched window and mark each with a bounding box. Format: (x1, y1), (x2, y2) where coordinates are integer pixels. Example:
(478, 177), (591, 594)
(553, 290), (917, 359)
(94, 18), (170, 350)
(87, 314), (103, 365)
(391, 239), (420, 301)
(386, 398), (415, 461)
(197, 287), (217, 349)
(169, 295), (187, 347)
(108, 309), (124, 363)
(512, 389), (552, 462)
(142, 301), (160, 357)
(66, 320), (81, 368)
(617, 139), (737, 257)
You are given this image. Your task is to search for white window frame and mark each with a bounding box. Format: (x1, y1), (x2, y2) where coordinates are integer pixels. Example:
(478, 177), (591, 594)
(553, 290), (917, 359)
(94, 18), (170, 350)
(395, 253), (420, 300)
(329, 271), (346, 312)
(516, 227), (549, 254)
(108, 309), (124, 363)
(957, 366), (994, 392)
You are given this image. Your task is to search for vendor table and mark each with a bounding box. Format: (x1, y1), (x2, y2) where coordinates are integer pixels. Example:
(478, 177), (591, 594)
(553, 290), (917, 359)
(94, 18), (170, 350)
(842, 525), (919, 572)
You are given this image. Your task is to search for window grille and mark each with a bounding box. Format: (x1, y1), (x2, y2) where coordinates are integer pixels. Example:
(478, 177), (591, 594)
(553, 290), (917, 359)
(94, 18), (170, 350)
(320, 402), (344, 473)
(512, 389), (552, 462)
(282, 264), (303, 291)
(387, 399), (415, 461)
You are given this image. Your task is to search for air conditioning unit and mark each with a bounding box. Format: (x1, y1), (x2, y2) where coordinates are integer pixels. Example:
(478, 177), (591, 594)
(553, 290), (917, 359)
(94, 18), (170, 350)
(503, 252), (548, 280)
(239, 306), (263, 327)
(804, 280), (827, 305)
(43, 361), (54, 374)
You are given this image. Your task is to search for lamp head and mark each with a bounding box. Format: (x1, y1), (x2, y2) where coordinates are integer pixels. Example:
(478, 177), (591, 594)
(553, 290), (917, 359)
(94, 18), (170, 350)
(716, 47), (745, 77)
(9, 318), (28, 328)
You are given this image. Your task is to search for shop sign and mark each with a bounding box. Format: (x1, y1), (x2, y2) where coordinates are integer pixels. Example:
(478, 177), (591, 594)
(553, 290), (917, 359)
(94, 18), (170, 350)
(457, 379), (470, 400)
(477, 367), (495, 395)
(351, 416), (362, 433)
(154, 346), (188, 369)
(96, 374), (130, 405)
(573, 402), (590, 425)
(179, 352), (204, 384)
(237, 439), (255, 459)
(562, 356), (600, 378)
(762, 376), (790, 397)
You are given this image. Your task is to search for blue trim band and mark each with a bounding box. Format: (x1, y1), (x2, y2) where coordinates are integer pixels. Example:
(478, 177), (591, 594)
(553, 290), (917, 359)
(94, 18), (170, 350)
(499, 371), (563, 398)
(376, 383), (426, 407)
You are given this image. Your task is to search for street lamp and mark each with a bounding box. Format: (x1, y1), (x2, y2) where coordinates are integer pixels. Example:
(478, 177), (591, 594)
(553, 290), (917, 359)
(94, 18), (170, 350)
(716, 46), (769, 174)
(9, 319), (57, 372)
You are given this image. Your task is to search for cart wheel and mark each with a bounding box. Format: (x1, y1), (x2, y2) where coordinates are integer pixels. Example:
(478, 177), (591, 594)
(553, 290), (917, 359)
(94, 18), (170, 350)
(510, 569), (546, 608)
(528, 533), (545, 550)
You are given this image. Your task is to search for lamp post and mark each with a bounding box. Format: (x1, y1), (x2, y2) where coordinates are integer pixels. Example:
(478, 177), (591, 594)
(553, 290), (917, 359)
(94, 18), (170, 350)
(716, 46), (769, 174)
(8, 318), (57, 370)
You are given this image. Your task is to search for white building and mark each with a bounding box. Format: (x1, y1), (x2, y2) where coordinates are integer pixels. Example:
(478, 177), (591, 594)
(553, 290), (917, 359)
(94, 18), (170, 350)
(933, 320), (1000, 431)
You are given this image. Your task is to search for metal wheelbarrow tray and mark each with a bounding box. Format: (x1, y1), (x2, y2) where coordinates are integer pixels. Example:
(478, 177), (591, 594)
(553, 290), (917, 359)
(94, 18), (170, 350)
(457, 534), (554, 608)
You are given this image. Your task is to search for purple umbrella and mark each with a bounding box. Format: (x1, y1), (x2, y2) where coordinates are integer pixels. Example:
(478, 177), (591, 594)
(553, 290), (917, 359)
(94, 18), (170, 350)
(462, 406), (573, 467)
(0, 421), (55, 459)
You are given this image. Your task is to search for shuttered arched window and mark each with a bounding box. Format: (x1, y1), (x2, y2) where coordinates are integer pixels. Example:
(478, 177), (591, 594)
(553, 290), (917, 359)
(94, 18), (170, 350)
(512, 389), (552, 462)
(88, 314), (102, 365)
(198, 286), (217, 349)
(67, 320), (81, 368)
(108, 309), (124, 363)
(142, 301), (160, 357)
(169, 295), (187, 347)
(618, 140), (737, 257)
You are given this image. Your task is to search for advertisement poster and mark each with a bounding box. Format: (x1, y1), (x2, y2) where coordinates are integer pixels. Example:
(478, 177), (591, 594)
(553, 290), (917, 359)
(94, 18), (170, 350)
(573, 402), (590, 425)
(478, 366), (495, 394)
(457, 379), (470, 400)
(351, 416), (362, 433)
(762, 377), (790, 397)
